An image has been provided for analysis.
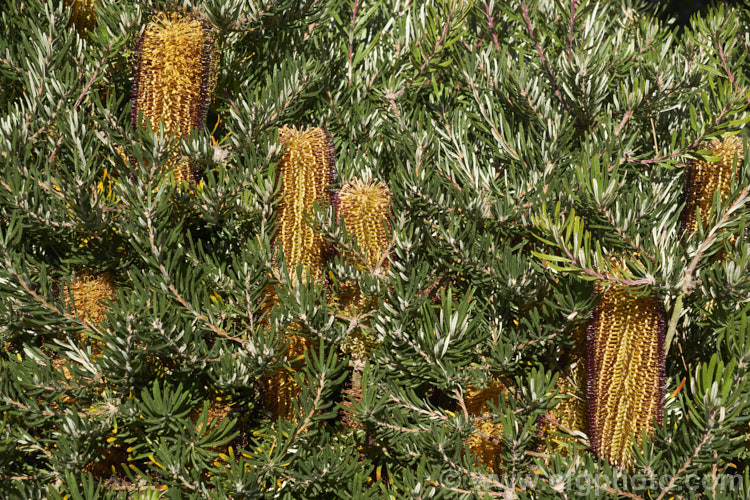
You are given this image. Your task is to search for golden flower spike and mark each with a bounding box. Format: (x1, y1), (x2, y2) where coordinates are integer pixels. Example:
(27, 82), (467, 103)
(336, 179), (392, 358)
(587, 283), (665, 468)
(336, 179), (392, 272)
(682, 136), (744, 236)
(260, 125), (336, 421)
(67, 0), (99, 34)
(131, 11), (218, 184)
(273, 125), (336, 285)
(66, 271), (117, 327)
(464, 380), (506, 473)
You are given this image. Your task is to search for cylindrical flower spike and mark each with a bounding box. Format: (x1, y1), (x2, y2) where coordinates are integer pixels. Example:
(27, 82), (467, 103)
(682, 136), (744, 236)
(261, 126), (336, 421)
(587, 283), (665, 468)
(67, 0), (99, 34)
(464, 380), (506, 473)
(336, 179), (392, 272)
(131, 12), (217, 184)
(65, 271), (117, 326)
(273, 125), (336, 284)
(336, 179), (392, 359)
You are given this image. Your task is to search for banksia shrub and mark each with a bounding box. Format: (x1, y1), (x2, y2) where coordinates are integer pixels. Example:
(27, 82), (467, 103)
(682, 136), (745, 236)
(5, 0), (750, 496)
(587, 283), (666, 468)
(131, 11), (217, 183)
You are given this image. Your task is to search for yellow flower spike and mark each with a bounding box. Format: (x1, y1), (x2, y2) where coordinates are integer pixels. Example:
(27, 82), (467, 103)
(587, 282), (666, 468)
(132, 11), (218, 185)
(67, 0), (99, 34)
(274, 125), (336, 285)
(337, 179), (392, 271)
(464, 379), (506, 473)
(64, 271), (117, 327)
(261, 125), (336, 421)
(682, 136), (744, 236)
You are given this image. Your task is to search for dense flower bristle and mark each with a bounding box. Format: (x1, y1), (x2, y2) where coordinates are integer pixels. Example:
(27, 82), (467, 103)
(261, 126), (335, 420)
(682, 136), (744, 236)
(274, 126), (335, 284)
(587, 284), (665, 468)
(133, 12), (215, 136)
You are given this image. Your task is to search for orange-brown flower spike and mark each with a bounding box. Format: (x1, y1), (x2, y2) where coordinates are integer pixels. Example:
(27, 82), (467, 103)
(274, 125), (336, 284)
(336, 179), (392, 272)
(131, 12), (217, 184)
(682, 136), (744, 236)
(587, 284), (665, 468)
(67, 0), (99, 33)
(66, 271), (117, 326)
(464, 380), (506, 473)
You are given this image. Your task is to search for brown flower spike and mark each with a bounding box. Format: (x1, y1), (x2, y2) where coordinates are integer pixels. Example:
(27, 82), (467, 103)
(131, 12), (217, 184)
(682, 136), (744, 236)
(587, 284), (665, 468)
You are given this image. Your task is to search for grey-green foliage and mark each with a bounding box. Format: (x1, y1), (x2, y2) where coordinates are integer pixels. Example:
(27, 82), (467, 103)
(1, 0), (749, 498)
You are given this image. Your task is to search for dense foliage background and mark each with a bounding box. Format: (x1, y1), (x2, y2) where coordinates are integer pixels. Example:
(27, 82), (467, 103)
(1, 0), (750, 498)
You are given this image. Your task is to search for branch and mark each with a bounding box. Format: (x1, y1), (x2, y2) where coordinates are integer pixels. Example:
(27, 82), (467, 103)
(568, 0), (577, 63)
(559, 243), (654, 286)
(655, 413), (716, 500)
(520, 0), (572, 114)
(716, 38), (750, 105)
(143, 198), (251, 349)
(484, 1), (500, 51)
(347, 0), (359, 85)
(681, 186), (750, 294)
